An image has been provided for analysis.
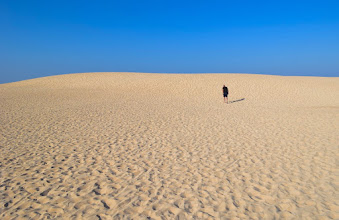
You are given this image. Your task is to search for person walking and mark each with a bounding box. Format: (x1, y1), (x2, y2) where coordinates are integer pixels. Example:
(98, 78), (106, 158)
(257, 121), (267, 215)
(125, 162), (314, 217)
(222, 85), (228, 103)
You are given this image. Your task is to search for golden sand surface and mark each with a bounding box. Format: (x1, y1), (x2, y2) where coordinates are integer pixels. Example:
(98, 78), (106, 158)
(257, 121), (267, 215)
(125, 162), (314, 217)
(0, 72), (338, 219)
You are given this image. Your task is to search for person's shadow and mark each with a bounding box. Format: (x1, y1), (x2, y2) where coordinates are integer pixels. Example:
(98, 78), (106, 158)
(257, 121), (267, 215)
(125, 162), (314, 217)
(229, 98), (245, 104)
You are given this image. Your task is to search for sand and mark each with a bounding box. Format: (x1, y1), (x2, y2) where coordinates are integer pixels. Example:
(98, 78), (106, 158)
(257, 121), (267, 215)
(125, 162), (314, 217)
(0, 72), (338, 219)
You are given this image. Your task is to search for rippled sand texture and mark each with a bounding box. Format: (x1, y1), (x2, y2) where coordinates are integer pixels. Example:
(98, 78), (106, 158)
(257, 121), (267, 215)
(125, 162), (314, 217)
(0, 72), (338, 219)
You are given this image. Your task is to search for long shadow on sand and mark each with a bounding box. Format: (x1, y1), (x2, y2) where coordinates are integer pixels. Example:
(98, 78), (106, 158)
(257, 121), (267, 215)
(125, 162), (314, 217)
(229, 98), (245, 104)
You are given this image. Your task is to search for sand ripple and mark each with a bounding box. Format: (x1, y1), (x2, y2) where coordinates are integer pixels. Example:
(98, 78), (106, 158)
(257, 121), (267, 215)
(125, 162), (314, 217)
(0, 73), (338, 219)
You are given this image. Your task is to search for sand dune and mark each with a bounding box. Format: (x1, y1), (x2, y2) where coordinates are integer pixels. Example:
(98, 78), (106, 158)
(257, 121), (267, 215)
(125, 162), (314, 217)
(0, 72), (338, 219)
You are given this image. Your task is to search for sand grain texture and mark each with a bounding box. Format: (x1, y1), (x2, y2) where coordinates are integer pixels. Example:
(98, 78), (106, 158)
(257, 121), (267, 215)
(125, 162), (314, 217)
(0, 72), (338, 219)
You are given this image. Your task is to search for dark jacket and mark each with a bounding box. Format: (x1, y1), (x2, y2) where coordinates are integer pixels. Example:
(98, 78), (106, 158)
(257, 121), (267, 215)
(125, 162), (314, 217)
(223, 86), (228, 94)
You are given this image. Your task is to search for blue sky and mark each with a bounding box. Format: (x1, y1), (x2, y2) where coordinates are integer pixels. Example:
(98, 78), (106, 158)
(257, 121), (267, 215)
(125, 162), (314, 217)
(1, 0), (339, 83)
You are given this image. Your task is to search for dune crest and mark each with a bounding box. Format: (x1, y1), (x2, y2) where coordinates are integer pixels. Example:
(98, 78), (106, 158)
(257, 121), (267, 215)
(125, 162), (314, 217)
(0, 72), (338, 219)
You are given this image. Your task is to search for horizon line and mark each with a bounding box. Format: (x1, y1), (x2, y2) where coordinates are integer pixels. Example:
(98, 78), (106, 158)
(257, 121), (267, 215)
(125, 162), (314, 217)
(1, 71), (338, 85)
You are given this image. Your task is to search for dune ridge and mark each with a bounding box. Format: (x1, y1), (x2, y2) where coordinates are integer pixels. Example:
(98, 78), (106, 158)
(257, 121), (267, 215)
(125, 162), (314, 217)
(0, 72), (338, 219)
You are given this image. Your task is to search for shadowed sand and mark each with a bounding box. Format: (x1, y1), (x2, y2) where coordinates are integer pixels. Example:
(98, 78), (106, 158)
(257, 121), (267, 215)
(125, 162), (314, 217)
(0, 72), (338, 219)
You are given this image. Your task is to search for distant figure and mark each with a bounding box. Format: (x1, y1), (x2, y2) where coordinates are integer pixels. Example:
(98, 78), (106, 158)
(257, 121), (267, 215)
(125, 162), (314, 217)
(222, 85), (228, 103)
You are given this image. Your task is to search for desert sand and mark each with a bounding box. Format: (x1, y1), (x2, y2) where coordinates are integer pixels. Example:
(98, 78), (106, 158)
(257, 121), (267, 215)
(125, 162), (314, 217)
(0, 72), (338, 219)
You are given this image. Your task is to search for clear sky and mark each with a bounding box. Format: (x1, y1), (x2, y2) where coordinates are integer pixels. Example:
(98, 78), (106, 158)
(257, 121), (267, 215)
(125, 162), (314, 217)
(1, 0), (339, 83)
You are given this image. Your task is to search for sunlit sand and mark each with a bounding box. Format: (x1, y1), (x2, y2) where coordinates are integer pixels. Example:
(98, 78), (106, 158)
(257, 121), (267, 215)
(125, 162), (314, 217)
(0, 72), (338, 219)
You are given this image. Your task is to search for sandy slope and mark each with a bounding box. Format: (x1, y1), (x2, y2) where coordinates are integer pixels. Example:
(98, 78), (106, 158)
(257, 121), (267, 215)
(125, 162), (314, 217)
(0, 72), (338, 219)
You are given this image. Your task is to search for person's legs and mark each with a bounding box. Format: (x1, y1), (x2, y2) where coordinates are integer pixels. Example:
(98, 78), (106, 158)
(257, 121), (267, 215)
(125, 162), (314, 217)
(223, 94), (228, 103)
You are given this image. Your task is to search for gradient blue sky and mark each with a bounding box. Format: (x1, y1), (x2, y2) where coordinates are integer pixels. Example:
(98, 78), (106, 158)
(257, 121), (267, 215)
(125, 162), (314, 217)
(1, 0), (339, 83)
